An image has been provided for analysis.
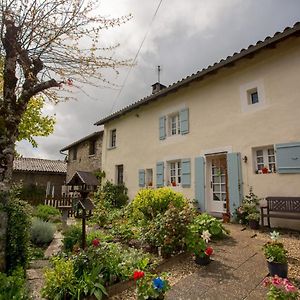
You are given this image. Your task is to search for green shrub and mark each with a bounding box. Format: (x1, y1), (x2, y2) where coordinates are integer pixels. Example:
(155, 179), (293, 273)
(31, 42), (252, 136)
(63, 225), (82, 252)
(34, 204), (61, 222)
(0, 267), (29, 300)
(28, 244), (45, 260)
(3, 188), (32, 272)
(31, 218), (56, 245)
(130, 188), (188, 222)
(189, 213), (228, 239)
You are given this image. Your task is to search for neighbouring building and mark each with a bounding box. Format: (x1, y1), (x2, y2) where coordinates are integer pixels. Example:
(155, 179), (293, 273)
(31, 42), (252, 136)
(95, 23), (300, 229)
(60, 131), (103, 184)
(12, 157), (67, 198)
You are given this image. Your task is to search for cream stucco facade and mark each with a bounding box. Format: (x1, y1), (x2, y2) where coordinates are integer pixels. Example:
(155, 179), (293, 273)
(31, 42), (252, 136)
(100, 34), (300, 228)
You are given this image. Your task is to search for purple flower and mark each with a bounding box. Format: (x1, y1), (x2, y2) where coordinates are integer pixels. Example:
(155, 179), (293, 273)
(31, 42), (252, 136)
(153, 277), (164, 290)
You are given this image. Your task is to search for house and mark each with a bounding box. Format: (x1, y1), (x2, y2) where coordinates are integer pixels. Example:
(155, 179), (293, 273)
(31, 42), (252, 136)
(95, 23), (300, 228)
(60, 131), (103, 185)
(12, 157), (67, 198)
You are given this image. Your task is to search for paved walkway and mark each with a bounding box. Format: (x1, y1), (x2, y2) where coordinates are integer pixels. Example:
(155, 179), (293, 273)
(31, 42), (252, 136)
(166, 224), (268, 300)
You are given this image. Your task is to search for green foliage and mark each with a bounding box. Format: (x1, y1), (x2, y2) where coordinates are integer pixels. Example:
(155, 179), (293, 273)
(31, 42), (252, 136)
(190, 213), (228, 239)
(18, 185), (45, 206)
(263, 242), (287, 264)
(101, 181), (129, 208)
(136, 272), (170, 300)
(0, 267), (29, 300)
(185, 227), (207, 257)
(17, 96), (56, 148)
(63, 225), (82, 252)
(130, 188), (188, 222)
(4, 189), (32, 273)
(28, 244), (45, 260)
(33, 204), (61, 222)
(31, 218), (56, 246)
(142, 204), (194, 256)
(86, 230), (113, 245)
(42, 257), (78, 299)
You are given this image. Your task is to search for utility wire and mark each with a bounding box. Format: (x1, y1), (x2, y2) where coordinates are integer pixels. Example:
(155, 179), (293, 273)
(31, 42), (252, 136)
(109, 0), (163, 113)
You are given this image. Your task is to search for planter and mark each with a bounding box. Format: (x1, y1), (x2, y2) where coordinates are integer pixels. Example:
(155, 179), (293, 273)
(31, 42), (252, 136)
(148, 296), (164, 300)
(267, 261), (288, 278)
(249, 219), (259, 230)
(195, 255), (211, 265)
(222, 212), (230, 223)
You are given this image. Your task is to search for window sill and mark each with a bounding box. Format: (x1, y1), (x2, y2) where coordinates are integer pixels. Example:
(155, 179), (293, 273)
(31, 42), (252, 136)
(88, 154), (96, 157)
(255, 171), (276, 175)
(108, 146), (116, 150)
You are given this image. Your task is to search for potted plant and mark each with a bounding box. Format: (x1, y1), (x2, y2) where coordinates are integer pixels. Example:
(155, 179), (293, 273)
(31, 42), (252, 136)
(263, 231), (288, 278)
(134, 271), (170, 300)
(171, 181), (176, 187)
(263, 276), (298, 299)
(246, 212), (260, 230)
(186, 229), (214, 265)
(262, 166), (269, 174)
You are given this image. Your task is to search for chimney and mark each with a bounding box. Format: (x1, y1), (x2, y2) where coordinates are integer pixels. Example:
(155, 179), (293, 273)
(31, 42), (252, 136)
(152, 82), (166, 94)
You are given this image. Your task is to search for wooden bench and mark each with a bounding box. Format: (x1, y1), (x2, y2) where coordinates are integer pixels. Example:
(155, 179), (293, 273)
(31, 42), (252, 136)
(260, 197), (300, 227)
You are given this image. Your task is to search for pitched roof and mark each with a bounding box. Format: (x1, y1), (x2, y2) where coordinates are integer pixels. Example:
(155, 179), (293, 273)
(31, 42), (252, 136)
(60, 131), (103, 152)
(13, 157), (67, 174)
(66, 171), (99, 186)
(95, 22), (300, 126)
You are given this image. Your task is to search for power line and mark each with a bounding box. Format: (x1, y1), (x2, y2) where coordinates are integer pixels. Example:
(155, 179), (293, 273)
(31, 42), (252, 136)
(109, 0), (163, 113)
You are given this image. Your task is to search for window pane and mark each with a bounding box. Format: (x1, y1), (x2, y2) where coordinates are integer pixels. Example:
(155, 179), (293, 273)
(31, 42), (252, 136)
(268, 148), (274, 155)
(251, 91), (259, 104)
(256, 150), (263, 157)
(257, 157), (264, 164)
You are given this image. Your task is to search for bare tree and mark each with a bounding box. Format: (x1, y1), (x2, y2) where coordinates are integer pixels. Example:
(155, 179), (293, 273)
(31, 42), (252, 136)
(0, 0), (131, 191)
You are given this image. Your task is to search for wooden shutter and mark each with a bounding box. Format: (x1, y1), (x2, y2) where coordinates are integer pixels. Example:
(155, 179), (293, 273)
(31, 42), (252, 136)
(159, 116), (166, 140)
(181, 159), (191, 187)
(275, 142), (300, 173)
(138, 169), (145, 187)
(195, 156), (205, 211)
(227, 153), (243, 215)
(156, 162), (164, 187)
(180, 108), (189, 135)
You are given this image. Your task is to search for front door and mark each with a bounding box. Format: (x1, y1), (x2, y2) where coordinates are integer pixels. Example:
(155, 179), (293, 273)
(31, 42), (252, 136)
(208, 155), (228, 213)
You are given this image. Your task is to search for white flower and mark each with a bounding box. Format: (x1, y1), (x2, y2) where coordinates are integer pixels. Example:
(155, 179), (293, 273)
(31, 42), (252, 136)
(201, 230), (211, 243)
(270, 231), (280, 241)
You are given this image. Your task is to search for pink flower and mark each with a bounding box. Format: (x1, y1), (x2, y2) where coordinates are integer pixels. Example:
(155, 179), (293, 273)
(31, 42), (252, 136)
(284, 282), (297, 293)
(92, 238), (100, 247)
(271, 275), (282, 287)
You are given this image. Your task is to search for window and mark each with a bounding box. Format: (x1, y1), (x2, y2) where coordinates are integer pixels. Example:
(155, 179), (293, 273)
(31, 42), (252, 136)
(254, 146), (276, 173)
(146, 169), (153, 186)
(89, 140), (96, 156)
(248, 88), (259, 105)
(169, 161), (181, 185)
(116, 164), (124, 185)
(72, 147), (77, 160)
(169, 113), (180, 135)
(109, 129), (116, 148)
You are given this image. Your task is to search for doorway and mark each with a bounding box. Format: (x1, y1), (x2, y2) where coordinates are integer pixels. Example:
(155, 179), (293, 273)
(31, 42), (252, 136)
(206, 154), (228, 213)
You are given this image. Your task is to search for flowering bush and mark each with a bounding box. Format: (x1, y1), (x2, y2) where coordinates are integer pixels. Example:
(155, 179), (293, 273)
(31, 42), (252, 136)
(135, 271), (170, 300)
(263, 276), (298, 300)
(263, 231), (287, 264)
(186, 229), (214, 258)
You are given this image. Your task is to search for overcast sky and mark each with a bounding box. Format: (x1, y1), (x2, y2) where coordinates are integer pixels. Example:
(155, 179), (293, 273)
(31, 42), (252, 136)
(16, 0), (300, 160)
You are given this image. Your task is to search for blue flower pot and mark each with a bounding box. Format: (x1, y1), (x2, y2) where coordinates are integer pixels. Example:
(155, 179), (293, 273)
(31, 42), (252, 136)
(267, 261), (288, 278)
(195, 255), (211, 265)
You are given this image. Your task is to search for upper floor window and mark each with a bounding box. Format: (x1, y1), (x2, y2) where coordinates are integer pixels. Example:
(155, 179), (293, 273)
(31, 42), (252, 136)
(89, 139), (96, 156)
(248, 88), (259, 105)
(109, 129), (116, 148)
(72, 147), (77, 161)
(169, 113), (181, 136)
(169, 161), (181, 186)
(254, 146), (276, 174)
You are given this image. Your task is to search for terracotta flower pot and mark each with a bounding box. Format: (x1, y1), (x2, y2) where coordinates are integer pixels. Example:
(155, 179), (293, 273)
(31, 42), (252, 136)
(195, 255), (211, 265)
(222, 212), (230, 223)
(267, 261), (288, 278)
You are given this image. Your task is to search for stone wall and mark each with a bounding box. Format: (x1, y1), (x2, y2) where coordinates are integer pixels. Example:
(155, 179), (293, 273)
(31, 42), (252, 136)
(0, 211), (7, 272)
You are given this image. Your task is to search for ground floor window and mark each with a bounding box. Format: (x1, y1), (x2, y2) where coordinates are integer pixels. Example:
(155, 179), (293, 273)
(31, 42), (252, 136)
(254, 146), (276, 173)
(116, 164), (124, 184)
(146, 169), (153, 186)
(169, 161), (181, 186)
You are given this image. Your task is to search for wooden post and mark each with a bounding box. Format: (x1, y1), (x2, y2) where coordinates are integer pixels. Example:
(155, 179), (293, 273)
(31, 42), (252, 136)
(81, 208), (86, 249)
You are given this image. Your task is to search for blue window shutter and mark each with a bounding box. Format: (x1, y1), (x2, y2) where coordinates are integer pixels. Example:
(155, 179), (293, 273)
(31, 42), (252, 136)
(180, 108), (189, 135)
(227, 153), (243, 216)
(181, 159), (191, 187)
(156, 162), (164, 187)
(195, 157), (205, 211)
(275, 142), (300, 173)
(159, 116), (166, 140)
(138, 169), (145, 187)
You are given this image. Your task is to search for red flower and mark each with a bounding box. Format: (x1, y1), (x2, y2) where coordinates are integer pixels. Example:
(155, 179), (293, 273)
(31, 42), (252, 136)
(205, 247), (213, 256)
(92, 238), (100, 247)
(133, 271), (145, 280)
